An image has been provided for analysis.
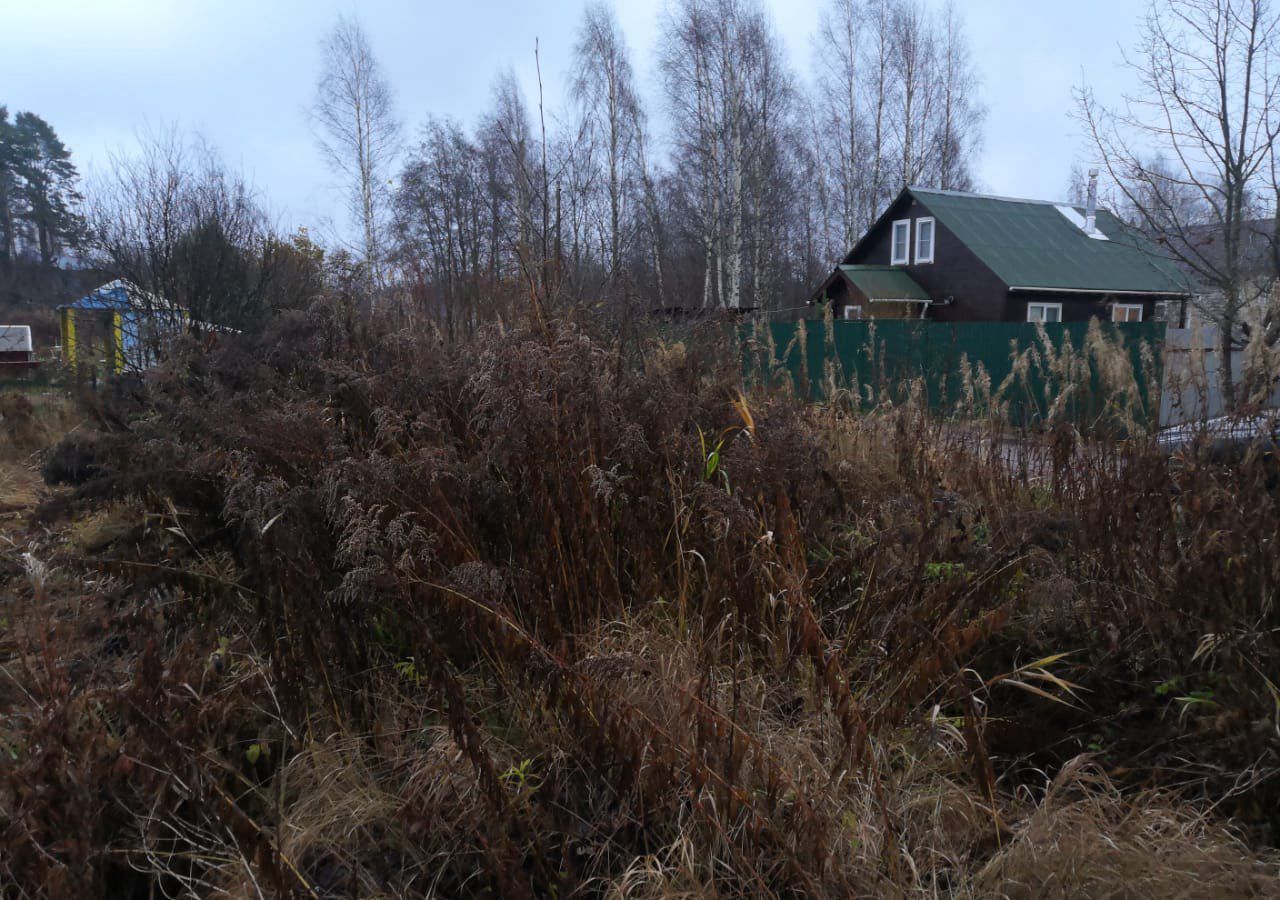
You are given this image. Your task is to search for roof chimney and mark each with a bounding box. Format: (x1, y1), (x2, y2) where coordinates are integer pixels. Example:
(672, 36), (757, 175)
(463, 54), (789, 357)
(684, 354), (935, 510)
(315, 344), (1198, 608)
(1085, 169), (1099, 234)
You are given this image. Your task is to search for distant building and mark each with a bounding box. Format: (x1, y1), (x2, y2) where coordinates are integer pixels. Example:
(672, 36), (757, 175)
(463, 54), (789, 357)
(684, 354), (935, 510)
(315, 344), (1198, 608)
(813, 182), (1193, 324)
(58, 280), (184, 375)
(1162, 218), (1279, 326)
(0, 325), (39, 378)
(1172, 218), (1277, 281)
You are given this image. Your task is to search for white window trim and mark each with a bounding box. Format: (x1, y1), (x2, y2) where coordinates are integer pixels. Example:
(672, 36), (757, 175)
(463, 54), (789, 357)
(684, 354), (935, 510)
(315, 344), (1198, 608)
(1112, 303), (1143, 323)
(1026, 302), (1063, 323)
(915, 217), (935, 264)
(891, 219), (911, 265)
(843, 305), (862, 320)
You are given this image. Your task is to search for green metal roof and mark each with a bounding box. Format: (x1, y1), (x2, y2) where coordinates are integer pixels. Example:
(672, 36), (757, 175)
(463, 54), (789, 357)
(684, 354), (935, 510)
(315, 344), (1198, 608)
(907, 188), (1194, 294)
(838, 265), (930, 301)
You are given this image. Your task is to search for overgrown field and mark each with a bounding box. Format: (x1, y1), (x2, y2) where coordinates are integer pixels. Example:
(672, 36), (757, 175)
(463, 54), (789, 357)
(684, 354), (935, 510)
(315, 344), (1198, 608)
(3, 307), (1280, 897)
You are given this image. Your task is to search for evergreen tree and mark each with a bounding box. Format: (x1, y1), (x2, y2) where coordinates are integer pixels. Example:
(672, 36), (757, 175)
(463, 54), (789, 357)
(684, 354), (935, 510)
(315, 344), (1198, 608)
(12, 111), (84, 266)
(0, 107), (18, 274)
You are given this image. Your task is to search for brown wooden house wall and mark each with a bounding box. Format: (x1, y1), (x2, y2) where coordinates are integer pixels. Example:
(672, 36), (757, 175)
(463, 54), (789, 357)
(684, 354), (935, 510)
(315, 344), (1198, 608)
(1008, 291), (1160, 323)
(841, 194), (1011, 322)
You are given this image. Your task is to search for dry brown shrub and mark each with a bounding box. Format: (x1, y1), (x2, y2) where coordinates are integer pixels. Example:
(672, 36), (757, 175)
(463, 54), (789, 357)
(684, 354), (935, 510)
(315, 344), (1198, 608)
(4, 305), (1280, 897)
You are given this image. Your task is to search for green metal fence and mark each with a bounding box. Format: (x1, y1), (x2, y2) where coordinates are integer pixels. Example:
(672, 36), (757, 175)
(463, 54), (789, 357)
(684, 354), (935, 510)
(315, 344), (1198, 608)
(741, 320), (1165, 428)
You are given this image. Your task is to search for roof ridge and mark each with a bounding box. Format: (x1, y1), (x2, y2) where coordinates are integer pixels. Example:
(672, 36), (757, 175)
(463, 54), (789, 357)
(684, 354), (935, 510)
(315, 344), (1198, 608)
(898, 186), (1191, 295)
(908, 185), (1091, 211)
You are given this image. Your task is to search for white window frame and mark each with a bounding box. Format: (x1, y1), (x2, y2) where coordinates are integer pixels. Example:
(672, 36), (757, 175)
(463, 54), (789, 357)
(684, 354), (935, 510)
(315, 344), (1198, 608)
(915, 217), (935, 264)
(1026, 302), (1062, 323)
(1111, 303), (1143, 323)
(843, 305), (862, 320)
(891, 219), (911, 265)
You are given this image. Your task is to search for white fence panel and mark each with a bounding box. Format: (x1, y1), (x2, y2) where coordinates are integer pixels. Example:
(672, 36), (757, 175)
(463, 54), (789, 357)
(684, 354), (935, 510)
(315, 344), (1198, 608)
(1161, 325), (1280, 426)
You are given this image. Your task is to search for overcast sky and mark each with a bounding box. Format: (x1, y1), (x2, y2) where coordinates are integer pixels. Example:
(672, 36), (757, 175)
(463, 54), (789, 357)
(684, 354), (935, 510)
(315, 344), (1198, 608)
(2, 0), (1151, 242)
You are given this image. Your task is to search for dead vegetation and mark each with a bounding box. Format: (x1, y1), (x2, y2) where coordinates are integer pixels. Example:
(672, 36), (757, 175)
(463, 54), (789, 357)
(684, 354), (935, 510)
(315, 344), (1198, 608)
(2, 307), (1280, 897)
(0, 390), (80, 458)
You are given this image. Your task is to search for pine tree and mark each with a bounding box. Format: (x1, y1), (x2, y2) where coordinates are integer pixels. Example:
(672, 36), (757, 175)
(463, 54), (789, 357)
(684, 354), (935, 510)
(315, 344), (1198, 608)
(0, 107), (18, 274)
(12, 112), (84, 266)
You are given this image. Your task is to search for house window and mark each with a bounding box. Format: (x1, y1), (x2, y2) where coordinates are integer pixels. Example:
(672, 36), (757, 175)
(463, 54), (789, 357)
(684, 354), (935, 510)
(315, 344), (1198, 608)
(1026, 302), (1062, 323)
(1112, 303), (1143, 323)
(843, 305), (863, 320)
(891, 220), (911, 265)
(915, 217), (935, 264)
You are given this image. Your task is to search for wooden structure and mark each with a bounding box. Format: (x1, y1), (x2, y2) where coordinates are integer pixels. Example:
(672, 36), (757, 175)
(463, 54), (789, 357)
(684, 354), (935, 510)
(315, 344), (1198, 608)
(814, 186), (1193, 323)
(59, 280), (183, 376)
(0, 325), (39, 378)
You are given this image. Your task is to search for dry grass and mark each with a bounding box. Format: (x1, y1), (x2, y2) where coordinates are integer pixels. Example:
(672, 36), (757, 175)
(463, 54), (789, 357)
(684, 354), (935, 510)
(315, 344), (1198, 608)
(2, 308), (1280, 897)
(0, 458), (40, 517)
(0, 391), (81, 458)
(0, 392), (80, 520)
(975, 762), (1279, 898)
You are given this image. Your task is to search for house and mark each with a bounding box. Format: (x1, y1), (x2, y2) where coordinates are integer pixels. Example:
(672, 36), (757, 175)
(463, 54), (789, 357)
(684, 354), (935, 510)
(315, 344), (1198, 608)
(1163, 218), (1278, 327)
(58, 280), (184, 375)
(0, 325), (39, 378)
(1181, 218), (1278, 281)
(813, 181), (1193, 324)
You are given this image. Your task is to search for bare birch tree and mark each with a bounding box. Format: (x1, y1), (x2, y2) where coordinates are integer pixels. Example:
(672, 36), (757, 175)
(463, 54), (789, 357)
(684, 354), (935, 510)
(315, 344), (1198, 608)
(934, 0), (983, 191)
(862, 0), (895, 223)
(891, 0), (936, 188)
(1078, 0), (1280, 406)
(486, 70), (537, 272)
(810, 0), (983, 252)
(312, 15), (400, 292)
(572, 2), (644, 278)
(814, 0), (866, 254)
(661, 0), (796, 309)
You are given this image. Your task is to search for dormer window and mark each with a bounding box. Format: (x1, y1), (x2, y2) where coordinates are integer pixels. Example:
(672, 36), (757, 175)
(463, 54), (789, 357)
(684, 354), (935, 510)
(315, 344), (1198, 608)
(915, 217), (935, 264)
(891, 220), (911, 265)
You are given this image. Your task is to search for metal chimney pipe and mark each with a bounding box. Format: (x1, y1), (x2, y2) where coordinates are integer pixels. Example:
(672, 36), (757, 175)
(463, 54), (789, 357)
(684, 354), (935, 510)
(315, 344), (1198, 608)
(1085, 169), (1099, 234)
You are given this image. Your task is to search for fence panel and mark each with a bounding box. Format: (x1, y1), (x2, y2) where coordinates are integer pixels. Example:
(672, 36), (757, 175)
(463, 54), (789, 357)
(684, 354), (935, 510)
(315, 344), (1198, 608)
(742, 320), (1165, 427)
(1160, 325), (1280, 425)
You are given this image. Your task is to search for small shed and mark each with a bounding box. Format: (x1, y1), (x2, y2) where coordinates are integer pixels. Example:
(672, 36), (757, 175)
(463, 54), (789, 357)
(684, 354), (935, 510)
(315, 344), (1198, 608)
(59, 280), (184, 375)
(0, 325), (39, 377)
(0, 325), (34, 358)
(815, 265), (932, 320)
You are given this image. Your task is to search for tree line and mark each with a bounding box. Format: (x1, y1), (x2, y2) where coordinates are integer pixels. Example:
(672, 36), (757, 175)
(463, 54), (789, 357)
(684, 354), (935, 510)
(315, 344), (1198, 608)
(313, 0), (985, 336)
(26, 0), (1280, 405)
(5, 0), (986, 337)
(0, 108), (84, 273)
